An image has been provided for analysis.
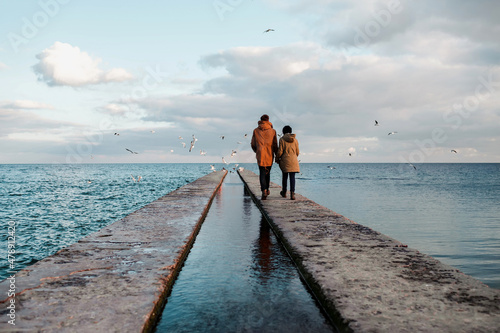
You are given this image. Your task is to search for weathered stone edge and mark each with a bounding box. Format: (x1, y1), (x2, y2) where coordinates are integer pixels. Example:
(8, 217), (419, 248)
(237, 169), (500, 333)
(0, 170), (227, 333)
(237, 169), (348, 332)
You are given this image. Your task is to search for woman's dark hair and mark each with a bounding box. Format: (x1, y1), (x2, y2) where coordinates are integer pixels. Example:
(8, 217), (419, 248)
(282, 125), (292, 134)
(260, 114), (269, 121)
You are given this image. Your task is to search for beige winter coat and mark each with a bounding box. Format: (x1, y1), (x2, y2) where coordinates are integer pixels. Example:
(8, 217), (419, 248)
(251, 120), (278, 167)
(276, 133), (300, 173)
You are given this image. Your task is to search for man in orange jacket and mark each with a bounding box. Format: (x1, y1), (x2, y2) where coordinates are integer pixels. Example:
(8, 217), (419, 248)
(251, 114), (278, 200)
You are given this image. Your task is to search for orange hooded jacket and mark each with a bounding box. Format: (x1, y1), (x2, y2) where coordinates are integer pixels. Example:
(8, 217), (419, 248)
(251, 120), (278, 167)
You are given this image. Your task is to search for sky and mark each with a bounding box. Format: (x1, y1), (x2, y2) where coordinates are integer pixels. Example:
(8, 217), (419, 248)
(0, 0), (499, 164)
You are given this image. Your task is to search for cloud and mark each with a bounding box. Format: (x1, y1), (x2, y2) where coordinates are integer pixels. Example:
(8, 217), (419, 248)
(127, 38), (500, 162)
(33, 42), (133, 87)
(0, 62), (7, 70)
(0, 100), (54, 110)
(273, 0), (500, 66)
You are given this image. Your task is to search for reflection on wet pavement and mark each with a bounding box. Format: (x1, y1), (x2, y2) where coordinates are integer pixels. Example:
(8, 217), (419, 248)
(155, 173), (334, 332)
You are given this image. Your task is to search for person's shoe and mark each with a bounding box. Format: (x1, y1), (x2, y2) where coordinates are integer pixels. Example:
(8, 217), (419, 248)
(290, 192), (295, 200)
(280, 190), (287, 198)
(261, 191), (267, 200)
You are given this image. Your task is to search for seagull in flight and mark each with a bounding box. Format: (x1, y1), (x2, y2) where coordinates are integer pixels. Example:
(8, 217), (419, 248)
(114, 132), (120, 136)
(327, 166), (336, 169)
(408, 163), (417, 170)
(210, 165), (216, 172)
(126, 148), (138, 154)
(178, 136), (183, 140)
(200, 150), (207, 156)
(180, 142), (186, 148)
(348, 153), (352, 156)
(231, 150), (237, 157)
(189, 134), (197, 152)
(388, 131), (398, 135)
(220, 135), (225, 140)
(263, 29), (275, 33)
(222, 157), (228, 164)
(150, 130), (155, 134)
(374, 120), (379, 126)
(451, 149), (458, 153)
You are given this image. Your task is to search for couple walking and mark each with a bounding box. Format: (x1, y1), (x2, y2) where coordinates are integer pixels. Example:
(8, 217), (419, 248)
(251, 114), (299, 201)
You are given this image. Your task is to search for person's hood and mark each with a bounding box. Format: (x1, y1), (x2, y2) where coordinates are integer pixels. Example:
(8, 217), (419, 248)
(283, 133), (295, 142)
(258, 120), (273, 130)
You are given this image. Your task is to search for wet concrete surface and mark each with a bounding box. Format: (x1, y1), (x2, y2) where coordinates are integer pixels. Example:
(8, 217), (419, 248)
(155, 173), (335, 332)
(0, 171), (226, 332)
(238, 169), (500, 333)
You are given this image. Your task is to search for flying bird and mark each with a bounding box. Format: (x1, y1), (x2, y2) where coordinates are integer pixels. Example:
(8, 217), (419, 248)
(150, 130), (155, 134)
(244, 134), (248, 138)
(451, 149), (458, 153)
(181, 142), (186, 148)
(200, 150), (207, 156)
(126, 148), (138, 154)
(210, 165), (216, 172)
(178, 136), (183, 140)
(374, 120), (379, 126)
(327, 166), (336, 169)
(231, 150), (237, 157)
(222, 157), (228, 164)
(263, 29), (275, 33)
(220, 135), (225, 140)
(349, 153), (352, 156)
(114, 132), (120, 136)
(189, 134), (197, 152)
(408, 163), (417, 170)
(388, 131), (398, 135)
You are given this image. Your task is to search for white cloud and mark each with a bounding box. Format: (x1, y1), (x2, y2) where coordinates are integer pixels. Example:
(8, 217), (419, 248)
(0, 62), (7, 70)
(33, 42), (133, 87)
(0, 100), (54, 110)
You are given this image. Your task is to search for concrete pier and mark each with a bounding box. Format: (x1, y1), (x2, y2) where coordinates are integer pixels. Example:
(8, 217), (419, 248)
(0, 171), (226, 333)
(238, 169), (500, 333)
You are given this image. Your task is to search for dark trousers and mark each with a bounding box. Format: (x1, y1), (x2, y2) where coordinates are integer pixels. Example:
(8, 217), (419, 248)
(282, 172), (296, 193)
(259, 166), (272, 192)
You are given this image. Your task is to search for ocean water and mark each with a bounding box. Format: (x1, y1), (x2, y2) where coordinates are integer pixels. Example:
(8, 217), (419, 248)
(1, 163), (499, 289)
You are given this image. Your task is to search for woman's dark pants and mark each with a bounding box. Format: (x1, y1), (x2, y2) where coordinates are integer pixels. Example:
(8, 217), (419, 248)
(282, 172), (296, 193)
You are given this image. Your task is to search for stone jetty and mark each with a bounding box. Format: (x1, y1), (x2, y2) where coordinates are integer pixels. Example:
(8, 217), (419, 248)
(0, 171), (226, 333)
(238, 169), (500, 333)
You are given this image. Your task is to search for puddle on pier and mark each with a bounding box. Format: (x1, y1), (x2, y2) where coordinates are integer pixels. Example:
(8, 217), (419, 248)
(155, 173), (335, 332)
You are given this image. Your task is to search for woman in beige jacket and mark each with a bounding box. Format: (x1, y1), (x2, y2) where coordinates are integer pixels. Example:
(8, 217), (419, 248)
(275, 125), (300, 200)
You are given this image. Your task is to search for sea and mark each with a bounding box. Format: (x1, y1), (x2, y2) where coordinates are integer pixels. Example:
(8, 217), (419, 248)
(1, 163), (499, 289)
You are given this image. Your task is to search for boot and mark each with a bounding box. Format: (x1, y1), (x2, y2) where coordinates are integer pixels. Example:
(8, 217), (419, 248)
(261, 190), (268, 200)
(280, 190), (287, 198)
(290, 192), (295, 200)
